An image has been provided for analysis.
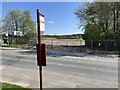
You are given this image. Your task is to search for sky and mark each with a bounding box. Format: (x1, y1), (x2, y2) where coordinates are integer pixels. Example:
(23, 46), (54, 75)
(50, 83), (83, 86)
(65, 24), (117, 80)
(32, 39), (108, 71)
(1, 2), (85, 35)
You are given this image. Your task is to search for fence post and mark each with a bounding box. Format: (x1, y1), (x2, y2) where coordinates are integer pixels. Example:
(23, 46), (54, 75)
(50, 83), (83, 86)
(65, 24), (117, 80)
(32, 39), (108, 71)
(51, 40), (53, 46)
(80, 39), (82, 46)
(91, 40), (93, 50)
(66, 41), (69, 46)
(104, 40), (107, 51)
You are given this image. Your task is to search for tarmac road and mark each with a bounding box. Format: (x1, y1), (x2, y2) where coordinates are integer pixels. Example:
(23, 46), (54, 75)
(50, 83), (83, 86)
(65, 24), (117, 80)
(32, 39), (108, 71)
(0, 47), (118, 88)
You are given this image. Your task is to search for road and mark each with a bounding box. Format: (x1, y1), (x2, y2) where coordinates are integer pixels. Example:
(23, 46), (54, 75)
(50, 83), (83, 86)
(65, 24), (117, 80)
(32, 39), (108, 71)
(0, 47), (118, 88)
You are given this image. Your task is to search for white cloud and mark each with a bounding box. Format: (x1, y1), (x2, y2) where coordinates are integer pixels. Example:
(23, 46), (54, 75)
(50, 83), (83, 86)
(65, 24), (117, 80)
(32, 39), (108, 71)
(48, 21), (55, 24)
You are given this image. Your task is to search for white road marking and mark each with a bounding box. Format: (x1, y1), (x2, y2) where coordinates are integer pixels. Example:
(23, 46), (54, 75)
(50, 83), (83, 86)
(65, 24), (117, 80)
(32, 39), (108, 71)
(0, 65), (4, 70)
(49, 62), (68, 67)
(48, 62), (118, 73)
(1, 56), (36, 63)
(60, 56), (118, 63)
(51, 82), (61, 86)
(22, 73), (29, 78)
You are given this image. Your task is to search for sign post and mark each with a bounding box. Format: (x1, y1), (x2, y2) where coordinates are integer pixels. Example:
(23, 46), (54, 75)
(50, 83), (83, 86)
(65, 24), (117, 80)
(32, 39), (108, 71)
(37, 9), (46, 90)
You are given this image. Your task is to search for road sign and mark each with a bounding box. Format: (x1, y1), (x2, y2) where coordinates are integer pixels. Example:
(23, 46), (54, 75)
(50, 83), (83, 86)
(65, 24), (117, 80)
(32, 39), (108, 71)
(40, 14), (45, 32)
(14, 31), (22, 36)
(35, 14), (45, 33)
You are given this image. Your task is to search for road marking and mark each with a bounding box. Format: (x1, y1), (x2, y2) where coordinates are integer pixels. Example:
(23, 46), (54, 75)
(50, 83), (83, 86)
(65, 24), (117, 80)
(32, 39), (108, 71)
(51, 82), (61, 86)
(49, 62), (68, 67)
(1, 56), (35, 63)
(22, 73), (29, 78)
(48, 62), (118, 73)
(60, 56), (118, 63)
(0, 65), (4, 70)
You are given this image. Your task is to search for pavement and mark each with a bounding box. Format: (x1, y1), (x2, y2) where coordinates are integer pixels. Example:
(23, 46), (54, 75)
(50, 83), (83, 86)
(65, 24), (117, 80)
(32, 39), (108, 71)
(0, 47), (119, 88)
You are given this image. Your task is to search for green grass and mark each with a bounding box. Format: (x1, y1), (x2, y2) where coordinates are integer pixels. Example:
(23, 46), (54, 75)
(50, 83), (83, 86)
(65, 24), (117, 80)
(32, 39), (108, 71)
(0, 44), (33, 49)
(0, 44), (10, 47)
(0, 83), (33, 90)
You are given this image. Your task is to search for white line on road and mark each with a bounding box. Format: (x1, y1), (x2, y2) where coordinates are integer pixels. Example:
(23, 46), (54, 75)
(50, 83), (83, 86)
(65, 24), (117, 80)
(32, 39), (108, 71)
(48, 62), (118, 73)
(0, 65), (4, 70)
(1, 56), (36, 63)
(60, 56), (118, 63)
(51, 82), (62, 86)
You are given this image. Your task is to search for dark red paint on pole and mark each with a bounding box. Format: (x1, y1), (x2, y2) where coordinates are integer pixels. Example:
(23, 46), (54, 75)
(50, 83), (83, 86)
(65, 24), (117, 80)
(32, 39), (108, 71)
(37, 43), (46, 66)
(41, 43), (46, 66)
(37, 9), (42, 90)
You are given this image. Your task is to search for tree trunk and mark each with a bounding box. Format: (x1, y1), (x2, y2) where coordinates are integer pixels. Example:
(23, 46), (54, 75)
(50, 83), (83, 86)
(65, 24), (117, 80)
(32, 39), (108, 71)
(113, 10), (116, 40)
(116, 5), (119, 40)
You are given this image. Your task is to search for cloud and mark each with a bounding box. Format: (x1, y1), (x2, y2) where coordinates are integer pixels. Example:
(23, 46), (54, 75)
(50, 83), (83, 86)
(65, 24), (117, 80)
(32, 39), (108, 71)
(48, 21), (55, 24)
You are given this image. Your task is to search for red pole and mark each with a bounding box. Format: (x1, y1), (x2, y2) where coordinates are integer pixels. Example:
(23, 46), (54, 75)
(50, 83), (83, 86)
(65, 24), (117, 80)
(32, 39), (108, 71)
(37, 9), (42, 90)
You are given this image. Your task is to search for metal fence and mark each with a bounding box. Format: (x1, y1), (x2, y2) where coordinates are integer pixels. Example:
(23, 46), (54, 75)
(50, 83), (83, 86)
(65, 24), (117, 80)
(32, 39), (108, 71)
(85, 40), (120, 51)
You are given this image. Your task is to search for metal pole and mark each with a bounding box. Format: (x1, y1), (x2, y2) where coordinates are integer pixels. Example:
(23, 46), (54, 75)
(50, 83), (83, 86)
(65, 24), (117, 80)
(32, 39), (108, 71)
(91, 40), (93, 50)
(37, 9), (42, 90)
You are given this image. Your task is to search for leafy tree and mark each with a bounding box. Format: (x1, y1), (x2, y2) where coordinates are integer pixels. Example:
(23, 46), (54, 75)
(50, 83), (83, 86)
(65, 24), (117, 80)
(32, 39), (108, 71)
(2, 9), (22, 34)
(75, 2), (102, 40)
(2, 9), (36, 45)
(95, 2), (112, 40)
(110, 2), (120, 40)
(75, 2), (120, 41)
(20, 10), (35, 35)
(83, 23), (103, 40)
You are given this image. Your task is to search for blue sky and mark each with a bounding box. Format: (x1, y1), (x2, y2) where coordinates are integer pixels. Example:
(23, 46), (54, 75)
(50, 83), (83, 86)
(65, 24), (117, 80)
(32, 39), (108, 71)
(2, 2), (85, 35)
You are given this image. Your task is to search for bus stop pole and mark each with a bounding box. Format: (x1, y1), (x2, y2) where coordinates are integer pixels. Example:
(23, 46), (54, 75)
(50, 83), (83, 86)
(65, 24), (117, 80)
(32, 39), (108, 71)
(37, 9), (42, 90)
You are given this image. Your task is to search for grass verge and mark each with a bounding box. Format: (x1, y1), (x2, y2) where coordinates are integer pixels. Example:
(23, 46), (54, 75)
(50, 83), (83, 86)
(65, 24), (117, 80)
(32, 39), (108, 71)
(0, 44), (10, 47)
(0, 82), (33, 90)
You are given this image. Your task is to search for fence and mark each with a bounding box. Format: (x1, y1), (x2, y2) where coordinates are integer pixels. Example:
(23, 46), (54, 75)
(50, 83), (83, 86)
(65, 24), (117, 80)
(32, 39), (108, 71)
(85, 40), (120, 51)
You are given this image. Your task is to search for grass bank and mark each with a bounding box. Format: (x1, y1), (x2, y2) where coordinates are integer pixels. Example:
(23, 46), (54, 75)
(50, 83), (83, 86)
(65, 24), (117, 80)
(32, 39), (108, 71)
(0, 83), (32, 90)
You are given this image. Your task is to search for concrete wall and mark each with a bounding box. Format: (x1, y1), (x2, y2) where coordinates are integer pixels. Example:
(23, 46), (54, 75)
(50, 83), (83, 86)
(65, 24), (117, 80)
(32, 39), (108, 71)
(42, 39), (85, 46)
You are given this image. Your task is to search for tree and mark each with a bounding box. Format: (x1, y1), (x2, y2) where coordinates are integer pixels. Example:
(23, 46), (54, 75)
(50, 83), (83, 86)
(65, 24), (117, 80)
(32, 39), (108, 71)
(75, 2), (120, 41)
(20, 10), (35, 35)
(75, 2), (102, 40)
(75, 2), (120, 51)
(2, 9), (22, 34)
(2, 9), (36, 45)
(95, 2), (112, 40)
(111, 2), (120, 40)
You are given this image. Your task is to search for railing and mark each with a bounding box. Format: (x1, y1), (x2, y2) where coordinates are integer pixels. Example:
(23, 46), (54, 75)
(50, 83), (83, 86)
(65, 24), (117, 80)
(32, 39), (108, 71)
(85, 40), (120, 51)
